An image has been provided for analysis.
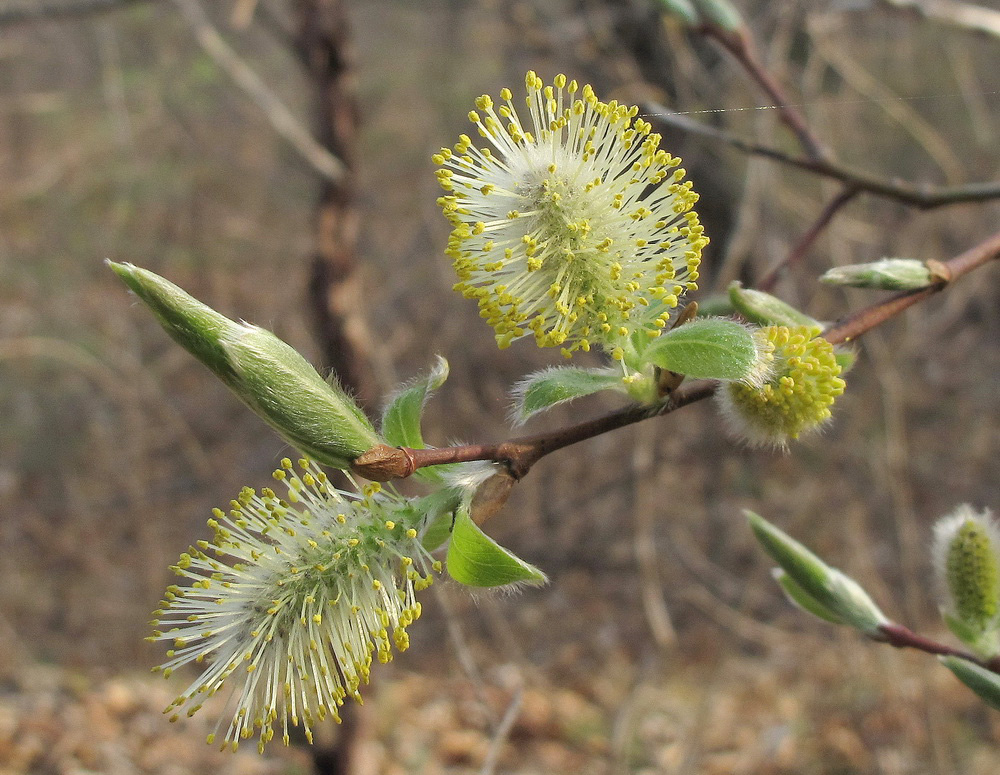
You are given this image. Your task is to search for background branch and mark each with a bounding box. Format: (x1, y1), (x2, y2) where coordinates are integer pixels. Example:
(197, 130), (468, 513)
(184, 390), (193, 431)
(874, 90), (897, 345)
(171, 0), (346, 183)
(700, 25), (829, 162)
(646, 107), (1000, 208)
(0, 0), (144, 26)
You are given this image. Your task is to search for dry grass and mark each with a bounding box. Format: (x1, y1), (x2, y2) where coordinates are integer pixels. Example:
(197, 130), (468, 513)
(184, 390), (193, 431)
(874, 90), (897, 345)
(0, 1), (997, 772)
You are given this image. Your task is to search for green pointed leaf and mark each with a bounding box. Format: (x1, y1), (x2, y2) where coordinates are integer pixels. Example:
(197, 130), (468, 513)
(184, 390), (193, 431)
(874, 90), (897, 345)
(692, 0), (744, 31)
(644, 318), (760, 382)
(413, 488), (462, 552)
(381, 357), (450, 484)
(446, 503), (547, 587)
(382, 356), (449, 449)
(940, 656), (1000, 710)
(728, 282), (823, 333)
(512, 366), (625, 424)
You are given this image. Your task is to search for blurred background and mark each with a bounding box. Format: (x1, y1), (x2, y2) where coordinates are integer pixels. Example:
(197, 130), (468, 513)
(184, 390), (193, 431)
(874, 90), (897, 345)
(0, 0), (998, 773)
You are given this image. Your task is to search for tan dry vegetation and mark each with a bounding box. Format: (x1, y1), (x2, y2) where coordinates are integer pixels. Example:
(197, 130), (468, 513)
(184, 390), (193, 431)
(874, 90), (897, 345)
(0, 1), (997, 773)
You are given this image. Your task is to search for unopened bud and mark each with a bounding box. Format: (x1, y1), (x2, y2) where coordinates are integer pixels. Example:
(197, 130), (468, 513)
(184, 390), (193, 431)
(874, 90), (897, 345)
(728, 282), (823, 334)
(110, 262), (382, 468)
(747, 511), (888, 637)
(820, 258), (935, 291)
(692, 0), (745, 32)
(656, 0), (699, 25)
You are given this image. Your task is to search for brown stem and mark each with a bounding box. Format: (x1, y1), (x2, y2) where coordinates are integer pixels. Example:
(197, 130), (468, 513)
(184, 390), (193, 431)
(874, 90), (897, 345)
(355, 231), (1000, 484)
(758, 187), (860, 292)
(396, 382), (715, 480)
(878, 623), (1000, 673)
(703, 27), (829, 161)
(646, 109), (1000, 209)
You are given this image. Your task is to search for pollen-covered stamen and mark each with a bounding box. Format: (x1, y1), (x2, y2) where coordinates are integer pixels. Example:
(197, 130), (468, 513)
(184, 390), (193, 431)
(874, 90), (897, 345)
(436, 70), (708, 354)
(717, 326), (846, 447)
(150, 457), (438, 753)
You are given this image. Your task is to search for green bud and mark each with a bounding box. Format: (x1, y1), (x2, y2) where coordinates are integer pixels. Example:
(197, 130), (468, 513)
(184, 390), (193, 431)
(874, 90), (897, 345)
(819, 258), (935, 291)
(747, 510), (889, 637)
(693, 293), (736, 318)
(110, 262), (382, 468)
(108, 261), (240, 387)
(939, 656), (1000, 711)
(692, 0), (745, 32)
(656, 0), (700, 25)
(728, 282), (823, 334)
(933, 505), (1000, 656)
(772, 569), (845, 625)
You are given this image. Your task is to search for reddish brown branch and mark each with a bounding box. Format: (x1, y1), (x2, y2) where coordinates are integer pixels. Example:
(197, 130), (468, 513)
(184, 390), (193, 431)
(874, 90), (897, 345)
(879, 623), (1000, 673)
(758, 187), (860, 292)
(352, 231), (1000, 485)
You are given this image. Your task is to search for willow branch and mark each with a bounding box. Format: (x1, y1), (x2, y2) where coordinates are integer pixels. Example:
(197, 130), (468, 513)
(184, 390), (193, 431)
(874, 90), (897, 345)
(352, 231), (1000, 483)
(879, 623), (1000, 673)
(646, 108), (1000, 209)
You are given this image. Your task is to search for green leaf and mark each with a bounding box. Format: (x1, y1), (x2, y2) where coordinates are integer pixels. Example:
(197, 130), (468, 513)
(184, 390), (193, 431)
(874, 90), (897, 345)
(939, 656), (1000, 711)
(512, 366), (625, 424)
(728, 282), (823, 333)
(692, 0), (744, 31)
(382, 357), (450, 484)
(413, 488), (461, 552)
(382, 356), (449, 449)
(446, 502), (547, 587)
(644, 318), (760, 382)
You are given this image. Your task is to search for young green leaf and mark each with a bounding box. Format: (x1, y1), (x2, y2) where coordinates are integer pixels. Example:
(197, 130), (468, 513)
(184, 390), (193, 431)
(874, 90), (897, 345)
(939, 656), (1000, 710)
(411, 488), (462, 552)
(644, 318), (762, 382)
(656, 0), (699, 25)
(511, 366), (626, 424)
(382, 356), (449, 450)
(446, 503), (547, 588)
